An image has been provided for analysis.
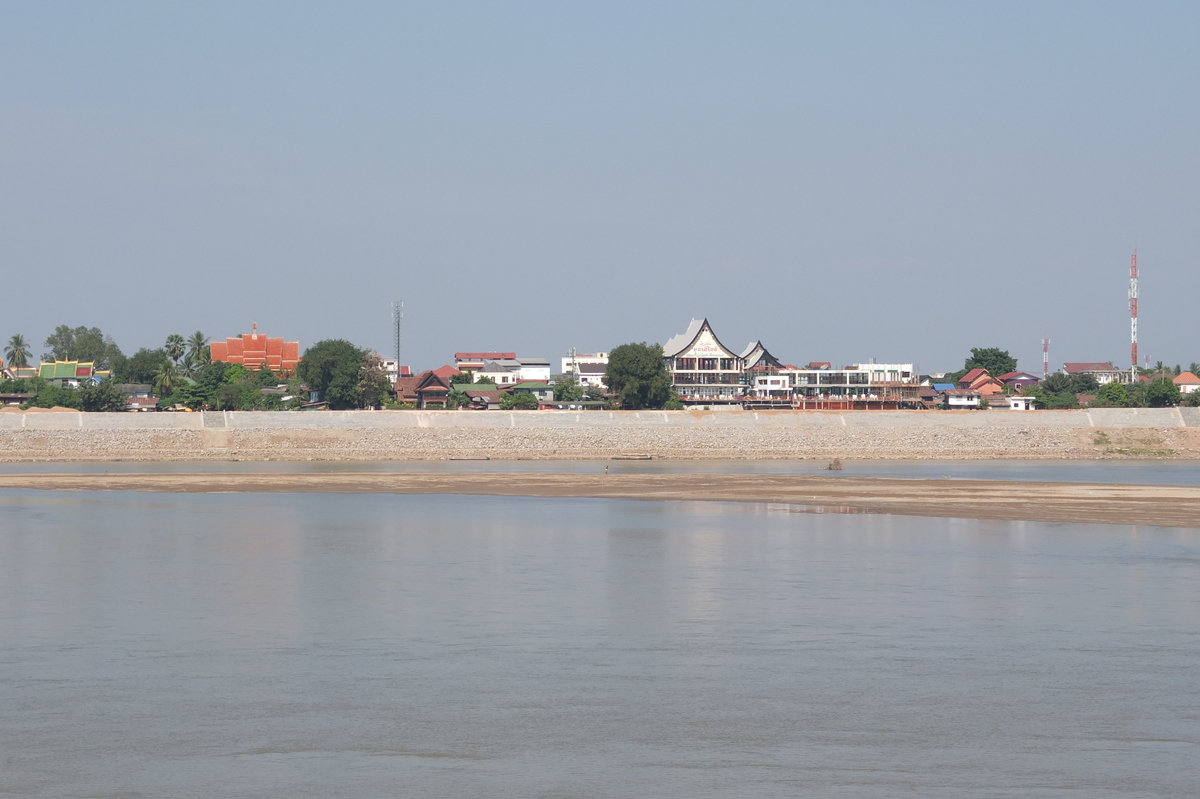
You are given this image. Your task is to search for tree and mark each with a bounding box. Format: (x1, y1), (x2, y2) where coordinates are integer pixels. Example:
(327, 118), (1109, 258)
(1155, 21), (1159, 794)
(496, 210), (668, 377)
(77, 381), (129, 412)
(297, 339), (367, 410)
(4, 334), (30, 368)
(22, 378), (81, 410)
(186, 331), (210, 364)
(554, 379), (584, 402)
(1093, 381), (1129, 408)
(153, 361), (178, 399)
(604, 342), (672, 410)
(358, 351), (391, 409)
(450, 370), (475, 385)
(113, 348), (170, 385)
(42, 325), (121, 368)
(164, 334), (185, 365)
(1146, 377), (1181, 407)
(500, 391), (539, 410)
(959, 347), (1017, 380)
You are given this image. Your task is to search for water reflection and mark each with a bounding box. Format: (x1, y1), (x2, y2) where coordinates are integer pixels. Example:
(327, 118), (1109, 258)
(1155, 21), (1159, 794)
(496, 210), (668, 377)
(2, 457), (1200, 486)
(0, 490), (1197, 797)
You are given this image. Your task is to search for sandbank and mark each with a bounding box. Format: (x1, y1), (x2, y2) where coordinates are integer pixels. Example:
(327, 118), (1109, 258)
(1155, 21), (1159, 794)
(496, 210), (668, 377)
(0, 472), (1196, 528)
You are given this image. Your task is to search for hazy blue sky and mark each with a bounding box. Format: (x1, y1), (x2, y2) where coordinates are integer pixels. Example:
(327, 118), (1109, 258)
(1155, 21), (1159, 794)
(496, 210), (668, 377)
(2, 2), (1197, 373)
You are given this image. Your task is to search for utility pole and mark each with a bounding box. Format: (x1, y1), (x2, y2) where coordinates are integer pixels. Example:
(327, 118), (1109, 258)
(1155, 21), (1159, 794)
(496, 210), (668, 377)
(1129, 251), (1138, 381)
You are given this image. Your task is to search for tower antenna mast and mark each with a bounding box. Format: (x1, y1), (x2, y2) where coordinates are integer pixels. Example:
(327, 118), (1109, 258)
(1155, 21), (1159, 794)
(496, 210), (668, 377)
(392, 300), (404, 368)
(1129, 252), (1138, 379)
(1042, 338), (1049, 378)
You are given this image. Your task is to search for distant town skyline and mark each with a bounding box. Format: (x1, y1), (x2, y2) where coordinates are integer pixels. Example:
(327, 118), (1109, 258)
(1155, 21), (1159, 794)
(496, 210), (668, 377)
(3, 2), (1197, 372)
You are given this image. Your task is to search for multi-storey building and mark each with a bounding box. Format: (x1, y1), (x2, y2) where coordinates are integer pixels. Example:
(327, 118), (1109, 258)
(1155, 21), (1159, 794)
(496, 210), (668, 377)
(662, 319), (746, 405)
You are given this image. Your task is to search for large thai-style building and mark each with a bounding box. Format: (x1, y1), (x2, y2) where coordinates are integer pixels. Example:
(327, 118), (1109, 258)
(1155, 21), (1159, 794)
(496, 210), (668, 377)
(210, 324), (301, 373)
(662, 318), (747, 405)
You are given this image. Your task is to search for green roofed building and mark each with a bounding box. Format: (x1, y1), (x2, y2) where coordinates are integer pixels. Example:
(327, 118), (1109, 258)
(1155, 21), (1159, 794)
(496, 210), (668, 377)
(38, 361), (109, 387)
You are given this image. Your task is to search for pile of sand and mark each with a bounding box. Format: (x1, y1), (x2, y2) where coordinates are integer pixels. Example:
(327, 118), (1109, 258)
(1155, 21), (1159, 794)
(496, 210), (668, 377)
(19, 406), (79, 413)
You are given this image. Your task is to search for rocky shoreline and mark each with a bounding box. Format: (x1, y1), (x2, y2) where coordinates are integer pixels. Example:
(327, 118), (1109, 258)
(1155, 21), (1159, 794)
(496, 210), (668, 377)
(2, 413), (1199, 461)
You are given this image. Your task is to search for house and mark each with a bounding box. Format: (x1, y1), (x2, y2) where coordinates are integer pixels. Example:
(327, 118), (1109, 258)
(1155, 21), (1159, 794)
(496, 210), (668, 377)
(126, 396), (160, 412)
(944, 388), (983, 408)
(571, 362), (608, 387)
(460, 388), (505, 410)
(382, 360), (411, 383)
(808, 362), (832, 370)
(510, 381), (555, 404)
(987, 394), (1035, 410)
(958, 368), (1005, 395)
(478, 360), (521, 386)
(1062, 362), (1123, 385)
(455, 352), (516, 372)
(394, 370), (452, 408)
(561, 352), (609, 380)
(997, 371), (1041, 390)
(113, 384), (152, 398)
(1173, 372), (1200, 394)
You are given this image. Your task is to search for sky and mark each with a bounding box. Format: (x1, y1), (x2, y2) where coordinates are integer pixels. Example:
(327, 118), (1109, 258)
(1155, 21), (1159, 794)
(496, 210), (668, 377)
(2, 1), (1198, 374)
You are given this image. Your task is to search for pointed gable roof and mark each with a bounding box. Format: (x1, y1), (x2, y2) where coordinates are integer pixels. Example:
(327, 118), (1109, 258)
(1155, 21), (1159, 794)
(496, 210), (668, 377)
(1173, 371), (1200, 385)
(662, 319), (705, 358)
(662, 318), (737, 360)
(740, 341), (783, 370)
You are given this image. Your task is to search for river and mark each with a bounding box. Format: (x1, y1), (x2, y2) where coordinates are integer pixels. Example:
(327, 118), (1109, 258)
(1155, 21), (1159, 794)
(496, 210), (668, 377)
(1, 479), (1197, 797)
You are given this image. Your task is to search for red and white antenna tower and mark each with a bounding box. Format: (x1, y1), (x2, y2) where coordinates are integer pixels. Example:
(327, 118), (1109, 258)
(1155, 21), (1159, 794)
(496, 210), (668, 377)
(1042, 338), (1049, 377)
(1129, 251), (1138, 374)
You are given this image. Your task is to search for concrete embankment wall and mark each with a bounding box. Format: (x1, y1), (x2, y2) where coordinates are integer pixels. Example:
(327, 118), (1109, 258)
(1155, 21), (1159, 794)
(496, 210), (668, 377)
(2, 408), (1199, 461)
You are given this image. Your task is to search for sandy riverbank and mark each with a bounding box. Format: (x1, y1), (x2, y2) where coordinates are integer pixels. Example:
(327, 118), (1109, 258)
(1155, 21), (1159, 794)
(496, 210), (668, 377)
(2, 472), (1197, 528)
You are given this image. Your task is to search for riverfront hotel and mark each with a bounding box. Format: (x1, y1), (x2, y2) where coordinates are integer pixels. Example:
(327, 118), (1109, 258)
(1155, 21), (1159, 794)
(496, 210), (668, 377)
(663, 317), (919, 408)
(662, 318), (755, 404)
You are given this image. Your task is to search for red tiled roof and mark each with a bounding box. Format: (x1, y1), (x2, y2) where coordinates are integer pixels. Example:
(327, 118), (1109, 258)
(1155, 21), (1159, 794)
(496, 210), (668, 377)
(1063, 362), (1117, 373)
(455, 352), (515, 360)
(1173, 372), (1200, 384)
(432, 365), (461, 378)
(960, 368), (989, 383)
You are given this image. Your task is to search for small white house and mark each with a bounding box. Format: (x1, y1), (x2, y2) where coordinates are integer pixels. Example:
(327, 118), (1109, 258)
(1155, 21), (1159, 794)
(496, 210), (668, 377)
(944, 388), (983, 408)
(1006, 395), (1036, 410)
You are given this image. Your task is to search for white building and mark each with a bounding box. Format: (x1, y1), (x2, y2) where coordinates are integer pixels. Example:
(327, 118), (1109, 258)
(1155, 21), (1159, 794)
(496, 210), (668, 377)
(562, 352), (609, 387)
(1062, 362), (1123, 385)
(515, 358), (551, 382)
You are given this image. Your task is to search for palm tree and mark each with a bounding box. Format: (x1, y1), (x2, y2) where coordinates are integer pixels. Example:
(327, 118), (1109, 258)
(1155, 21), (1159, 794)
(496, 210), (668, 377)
(154, 361), (178, 399)
(186, 331), (210, 364)
(165, 334), (185, 365)
(5, 334), (30, 368)
(181, 350), (198, 378)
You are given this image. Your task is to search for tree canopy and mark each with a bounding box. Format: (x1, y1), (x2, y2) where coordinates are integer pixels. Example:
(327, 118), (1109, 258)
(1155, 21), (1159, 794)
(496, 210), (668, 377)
(297, 339), (367, 410)
(604, 343), (672, 410)
(948, 347), (1017, 382)
(42, 325), (122, 369)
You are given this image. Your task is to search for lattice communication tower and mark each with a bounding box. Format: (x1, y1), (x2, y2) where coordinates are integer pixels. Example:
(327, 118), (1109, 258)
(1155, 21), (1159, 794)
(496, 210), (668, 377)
(392, 300), (404, 367)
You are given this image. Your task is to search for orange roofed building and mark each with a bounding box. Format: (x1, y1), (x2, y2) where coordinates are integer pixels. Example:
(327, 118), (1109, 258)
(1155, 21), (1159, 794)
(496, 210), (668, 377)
(210, 323), (301, 373)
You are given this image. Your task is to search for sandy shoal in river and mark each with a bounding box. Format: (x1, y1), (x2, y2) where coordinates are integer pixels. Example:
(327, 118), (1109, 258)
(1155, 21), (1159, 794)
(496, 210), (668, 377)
(1, 472), (1197, 528)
